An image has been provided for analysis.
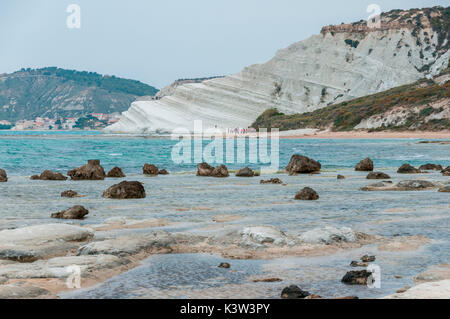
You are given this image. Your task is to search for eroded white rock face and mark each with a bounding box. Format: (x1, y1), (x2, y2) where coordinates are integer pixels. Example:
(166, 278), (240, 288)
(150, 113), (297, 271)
(241, 226), (294, 246)
(0, 224), (94, 261)
(299, 226), (356, 244)
(105, 18), (449, 134)
(383, 280), (450, 299)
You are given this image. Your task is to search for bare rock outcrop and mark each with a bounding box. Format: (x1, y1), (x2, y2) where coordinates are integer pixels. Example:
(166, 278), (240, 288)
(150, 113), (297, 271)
(235, 167), (255, 177)
(0, 169), (7, 182)
(102, 181), (146, 199)
(67, 160), (106, 180)
(30, 170), (67, 181)
(51, 205), (89, 220)
(143, 164), (159, 175)
(294, 187), (319, 200)
(355, 158), (374, 171)
(107, 167), (126, 178)
(397, 163), (421, 174)
(286, 155), (321, 175)
(197, 162), (214, 176)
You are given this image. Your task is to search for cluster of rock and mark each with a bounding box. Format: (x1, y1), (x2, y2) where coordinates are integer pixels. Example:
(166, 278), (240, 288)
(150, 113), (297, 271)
(196, 163), (230, 178)
(361, 180), (440, 191)
(30, 170), (67, 180)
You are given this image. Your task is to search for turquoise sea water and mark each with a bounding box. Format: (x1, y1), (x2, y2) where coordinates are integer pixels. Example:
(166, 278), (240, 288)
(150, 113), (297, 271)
(1, 130), (449, 299)
(0, 130), (449, 175)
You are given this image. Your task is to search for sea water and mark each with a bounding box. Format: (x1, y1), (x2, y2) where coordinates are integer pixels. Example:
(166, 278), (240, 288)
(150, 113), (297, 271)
(0, 131), (449, 298)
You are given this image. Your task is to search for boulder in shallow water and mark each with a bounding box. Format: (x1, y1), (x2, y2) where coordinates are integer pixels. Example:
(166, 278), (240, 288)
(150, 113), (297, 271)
(30, 170), (67, 181)
(361, 255), (376, 262)
(355, 158), (374, 171)
(143, 164), (159, 175)
(442, 167), (450, 176)
(260, 178), (283, 184)
(67, 160), (106, 180)
(197, 162), (215, 176)
(218, 262), (230, 269)
(61, 190), (81, 198)
(361, 180), (438, 191)
(211, 164), (229, 178)
(102, 181), (146, 199)
(0, 169), (7, 182)
(299, 226), (356, 244)
(286, 155), (321, 175)
(397, 163), (421, 174)
(107, 167), (125, 178)
(367, 172), (391, 179)
(419, 163), (443, 171)
(350, 261), (369, 267)
(51, 205), (89, 220)
(159, 169), (169, 175)
(337, 175), (345, 180)
(294, 187), (319, 200)
(341, 270), (373, 285)
(281, 285), (310, 299)
(235, 166), (255, 177)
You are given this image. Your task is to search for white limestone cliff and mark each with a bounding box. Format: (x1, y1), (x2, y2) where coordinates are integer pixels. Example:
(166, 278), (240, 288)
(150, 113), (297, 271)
(105, 8), (449, 134)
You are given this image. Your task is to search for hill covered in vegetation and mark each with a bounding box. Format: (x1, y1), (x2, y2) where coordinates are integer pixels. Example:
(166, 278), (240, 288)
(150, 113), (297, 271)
(251, 67), (450, 132)
(0, 67), (158, 122)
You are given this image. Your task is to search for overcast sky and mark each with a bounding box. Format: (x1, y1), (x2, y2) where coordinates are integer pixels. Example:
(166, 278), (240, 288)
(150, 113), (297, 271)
(0, 0), (448, 88)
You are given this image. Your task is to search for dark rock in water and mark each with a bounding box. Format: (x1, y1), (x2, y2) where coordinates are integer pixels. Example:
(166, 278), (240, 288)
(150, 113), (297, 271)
(159, 169), (169, 175)
(51, 205), (89, 220)
(304, 294), (323, 299)
(438, 186), (450, 193)
(442, 166), (450, 176)
(61, 190), (80, 198)
(286, 155), (321, 175)
(102, 181), (146, 199)
(419, 163), (443, 171)
(218, 262), (230, 269)
(260, 178), (283, 184)
(295, 187), (319, 200)
(197, 162), (215, 176)
(143, 164), (159, 175)
(337, 175), (345, 180)
(0, 169), (7, 182)
(355, 158), (374, 171)
(68, 160), (106, 180)
(367, 172), (391, 180)
(361, 255), (376, 262)
(281, 285), (310, 299)
(333, 296), (359, 299)
(397, 163), (421, 174)
(211, 164), (229, 178)
(30, 170), (68, 181)
(350, 261), (369, 267)
(107, 167), (125, 178)
(235, 166), (255, 177)
(341, 270), (372, 285)
(252, 278), (283, 283)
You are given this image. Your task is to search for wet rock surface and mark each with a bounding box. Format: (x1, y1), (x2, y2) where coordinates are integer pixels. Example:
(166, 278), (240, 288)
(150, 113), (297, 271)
(197, 163), (215, 176)
(294, 187), (319, 200)
(286, 155), (321, 175)
(159, 169), (169, 175)
(367, 172), (391, 179)
(337, 175), (345, 180)
(68, 160), (106, 180)
(218, 262), (230, 269)
(397, 163), (421, 174)
(30, 170), (67, 181)
(107, 167), (126, 178)
(299, 226), (356, 244)
(438, 186), (450, 193)
(442, 167), (450, 176)
(341, 270), (372, 285)
(260, 178), (283, 184)
(419, 164), (443, 171)
(143, 164), (159, 175)
(281, 285), (310, 299)
(0, 169), (7, 182)
(355, 158), (374, 171)
(211, 165), (229, 178)
(102, 181), (146, 199)
(51, 205), (89, 220)
(61, 190), (81, 198)
(362, 180), (439, 191)
(235, 167), (255, 177)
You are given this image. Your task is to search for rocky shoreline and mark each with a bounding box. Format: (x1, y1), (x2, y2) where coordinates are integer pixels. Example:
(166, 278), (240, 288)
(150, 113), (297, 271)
(0, 157), (449, 299)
